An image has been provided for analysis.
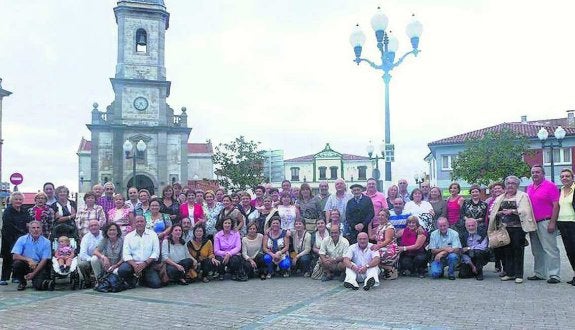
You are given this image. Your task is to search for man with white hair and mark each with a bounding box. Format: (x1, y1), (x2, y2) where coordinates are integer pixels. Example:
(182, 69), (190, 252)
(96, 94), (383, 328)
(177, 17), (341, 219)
(97, 182), (116, 216)
(459, 218), (489, 280)
(324, 178), (353, 235)
(77, 220), (103, 287)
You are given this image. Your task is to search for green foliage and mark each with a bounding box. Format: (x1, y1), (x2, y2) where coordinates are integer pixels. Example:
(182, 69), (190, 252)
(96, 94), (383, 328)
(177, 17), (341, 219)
(212, 136), (266, 192)
(451, 129), (531, 186)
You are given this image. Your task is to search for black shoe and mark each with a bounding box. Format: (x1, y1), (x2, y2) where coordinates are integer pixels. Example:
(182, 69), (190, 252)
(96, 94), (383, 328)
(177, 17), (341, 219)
(448, 275), (456, 280)
(547, 278), (560, 284)
(476, 274), (484, 281)
(527, 275), (545, 281)
(17, 281), (27, 291)
(48, 280), (55, 291)
(567, 277), (575, 285)
(344, 281), (358, 290)
(364, 277), (375, 291)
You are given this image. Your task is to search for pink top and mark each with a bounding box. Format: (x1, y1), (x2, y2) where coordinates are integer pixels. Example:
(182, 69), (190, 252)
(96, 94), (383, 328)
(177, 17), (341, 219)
(179, 203), (205, 224)
(446, 196), (462, 226)
(366, 191), (388, 227)
(213, 230), (241, 257)
(527, 179), (560, 221)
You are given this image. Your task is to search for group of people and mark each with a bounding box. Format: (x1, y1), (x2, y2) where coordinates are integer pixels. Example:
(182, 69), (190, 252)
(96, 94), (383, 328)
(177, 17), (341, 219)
(1, 163), (574, 292)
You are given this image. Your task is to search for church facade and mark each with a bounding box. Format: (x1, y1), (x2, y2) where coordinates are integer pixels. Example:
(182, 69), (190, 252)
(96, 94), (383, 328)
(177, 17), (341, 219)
(77, 0), (213, 195)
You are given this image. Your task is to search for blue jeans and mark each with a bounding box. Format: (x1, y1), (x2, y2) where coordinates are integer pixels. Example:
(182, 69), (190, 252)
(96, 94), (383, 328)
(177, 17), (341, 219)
(430, 253), (459, 278)
(118, 262), (162, 289)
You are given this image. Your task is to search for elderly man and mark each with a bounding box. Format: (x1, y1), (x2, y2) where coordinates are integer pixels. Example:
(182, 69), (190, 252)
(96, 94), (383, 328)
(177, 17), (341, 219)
(77, 220), (103, 287)
(324, 179), (353, 233)
(118, 215), (161, 288)
(459, 218), (489, 280)
(319, 225), (350, 281)
(429, 217), (461, 280)
(343, 232), (380, 290)
(97, 182), (116, 216)
(389, 198), (411, 237)
(181, 217), (194, 243)
(397, 179), (411, 203)
(527, 165), (561, 284)
(345, 184), (374, 244)
(43, 182), (57, 207)
(421, 181), (431, 201)
(313, 181), (331, 220)
(365, 178), (387, 226)
(125, 187), (140, 211)
(92, 184), (104, 199)
(11, 221), (53, 291)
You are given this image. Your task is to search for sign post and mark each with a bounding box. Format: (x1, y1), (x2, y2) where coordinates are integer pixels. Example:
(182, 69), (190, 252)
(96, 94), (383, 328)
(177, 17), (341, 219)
(9, 172), (23, 191)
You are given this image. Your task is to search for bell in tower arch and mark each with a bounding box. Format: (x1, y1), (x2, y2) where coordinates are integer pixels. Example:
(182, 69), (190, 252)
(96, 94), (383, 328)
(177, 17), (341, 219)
(136, 28), (147, 52)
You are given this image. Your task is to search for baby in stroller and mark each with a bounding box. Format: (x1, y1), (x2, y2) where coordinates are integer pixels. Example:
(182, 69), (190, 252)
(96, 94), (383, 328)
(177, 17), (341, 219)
(55, 236), (75, 272)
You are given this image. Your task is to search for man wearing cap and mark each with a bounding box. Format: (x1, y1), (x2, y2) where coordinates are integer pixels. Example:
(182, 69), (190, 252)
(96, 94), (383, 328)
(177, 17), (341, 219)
(345, 183), (374, 244)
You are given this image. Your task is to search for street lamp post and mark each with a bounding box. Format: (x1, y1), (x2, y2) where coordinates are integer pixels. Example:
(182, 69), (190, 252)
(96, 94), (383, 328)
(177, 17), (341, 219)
(537, 126), (566, 183)
(367, 140), (385, 192)
(123, 139), (147, 190)
(350, 7), (422, 184)
(414, 172), (426, 188)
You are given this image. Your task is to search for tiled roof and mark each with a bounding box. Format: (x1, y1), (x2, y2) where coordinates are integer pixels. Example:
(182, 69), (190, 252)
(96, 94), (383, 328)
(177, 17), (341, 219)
(77, 138), (212, 154)
(428, 118), (575, 146)
(285, 153), (370, 162)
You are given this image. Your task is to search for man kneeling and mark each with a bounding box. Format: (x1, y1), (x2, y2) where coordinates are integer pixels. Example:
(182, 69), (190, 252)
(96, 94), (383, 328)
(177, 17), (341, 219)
(459, 218), (489, 280)
(343, 232), (380, 290)
(11, 221), (53, 291)
(429, 217), (461, 280)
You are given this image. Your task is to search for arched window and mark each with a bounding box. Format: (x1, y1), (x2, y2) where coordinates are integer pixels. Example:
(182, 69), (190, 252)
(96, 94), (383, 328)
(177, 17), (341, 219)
(136, 28), (147, 53)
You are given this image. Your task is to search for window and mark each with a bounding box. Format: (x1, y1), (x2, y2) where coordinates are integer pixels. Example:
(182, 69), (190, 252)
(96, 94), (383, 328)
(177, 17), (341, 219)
(441, 155), (456, 170)
(318, 166), (327, 180)
(136, 28), (147, 53)
(357, 166), (367, 180)
(543, 147), (571, 165)
(290, 167), (300, 181)
(330, 166), (338, 180)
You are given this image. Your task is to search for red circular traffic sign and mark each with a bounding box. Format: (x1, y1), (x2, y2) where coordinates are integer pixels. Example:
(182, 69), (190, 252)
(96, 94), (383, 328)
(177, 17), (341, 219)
(10, 172), (23, 185)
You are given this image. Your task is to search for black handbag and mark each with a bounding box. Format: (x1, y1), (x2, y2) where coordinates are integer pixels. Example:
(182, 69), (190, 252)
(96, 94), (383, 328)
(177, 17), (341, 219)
(94, 273), (128, 293)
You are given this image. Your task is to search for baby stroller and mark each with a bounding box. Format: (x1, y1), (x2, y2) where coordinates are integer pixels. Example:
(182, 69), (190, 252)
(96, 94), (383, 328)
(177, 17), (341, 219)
(50, 225), (82, 290)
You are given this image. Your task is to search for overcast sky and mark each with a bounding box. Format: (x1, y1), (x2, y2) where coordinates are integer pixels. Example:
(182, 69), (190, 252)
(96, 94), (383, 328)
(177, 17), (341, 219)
(1, 0), (574, 193)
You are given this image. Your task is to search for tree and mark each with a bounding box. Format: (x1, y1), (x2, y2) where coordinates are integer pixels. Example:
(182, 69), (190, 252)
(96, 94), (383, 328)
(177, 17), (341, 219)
(451, 129), (531, 186)
(212, 136), (266, 192)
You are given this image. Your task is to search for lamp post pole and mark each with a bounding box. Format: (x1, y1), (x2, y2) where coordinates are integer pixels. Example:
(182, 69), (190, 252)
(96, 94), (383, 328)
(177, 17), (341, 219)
(350, 7), (422, 184)
(123, 139), (147, 190)
(537, 127), (566, 183)
(367, 140), (385, 192)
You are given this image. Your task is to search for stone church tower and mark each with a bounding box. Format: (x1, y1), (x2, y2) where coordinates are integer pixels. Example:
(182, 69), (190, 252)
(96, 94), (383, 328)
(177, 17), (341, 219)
(78, 0), (211, 195)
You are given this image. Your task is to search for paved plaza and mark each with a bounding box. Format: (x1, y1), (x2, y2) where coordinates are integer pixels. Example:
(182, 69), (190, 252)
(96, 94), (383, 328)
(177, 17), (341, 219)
(1, 243), (574, 329)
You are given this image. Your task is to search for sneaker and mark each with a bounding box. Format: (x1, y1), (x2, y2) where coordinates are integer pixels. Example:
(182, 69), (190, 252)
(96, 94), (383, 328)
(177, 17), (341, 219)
(527, 275), (545, 281)
(501, 275), (515, 281)
(303, 272), (311, 278)
(566, 277), (574, 285)
(218, 274), (225, 281)
(202, 277), (210, 283)
(448, 275), (456, 280)
(344, 281), (359, 290)
(515, 278), (524, 284)
(17, 281), (27, 291)
(0, 280), (7, 286)
(231, 274), (237, 281)
(547, 278), (560, 284)
(266, 273), (272, 279)
(363, 277), (375, 291)
(282, 272), (290, 278)
(476, 274), (484, 281)
(48, 280), (55, 291)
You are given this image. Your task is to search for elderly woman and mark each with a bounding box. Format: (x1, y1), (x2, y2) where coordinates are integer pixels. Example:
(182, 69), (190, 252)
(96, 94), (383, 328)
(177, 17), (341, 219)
(180, 190), (205, 226)
(291, 218), (312, 277)
(28, 192), (55, 239)
(160, 185), (180, 223)
(386, 185), (399, 210)
(203, 190), (222, 240)
(310, 218), (329, 279)
(488, 175), (537, 284)
(53, 185), (78, 238)
(257, 196), (277, 234)
(162, 224), (197, 285)
(239, 192), (259, 236)
(370, 209), (399, 280)
(486, 182), (505, 273)
(76, 192), (105, 238)
(557, 169), (575, 286)
(277, 191), (300, 232)
(262, 216), (291, 278)
(398, 215), (428, 278)
(296, 183), (322, 232)
(92, 223), (124, 280)
(107, 193), (134, 236)
(446, 182), (464, 227)
(461, 185), (488, 229)
(216, 195), (245, 233)
(0, 192), (32, 285)
(214, 218), (244, 281)
(242, 222), (265, 279)
(145, 198), (172, 240)
(187, 225), (218, 282)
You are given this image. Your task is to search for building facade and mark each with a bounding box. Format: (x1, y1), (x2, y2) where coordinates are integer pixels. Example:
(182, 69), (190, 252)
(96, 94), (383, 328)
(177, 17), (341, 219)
(78, 0), (212, 194)
(425, 112), (575, 190)
(284, 143), (374, 190)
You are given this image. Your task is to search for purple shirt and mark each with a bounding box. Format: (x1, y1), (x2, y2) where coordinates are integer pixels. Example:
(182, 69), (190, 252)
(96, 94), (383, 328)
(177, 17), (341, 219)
(213, 230), (241, 257)
(97, 196), (115, 217)
(527, 179), (559, 222)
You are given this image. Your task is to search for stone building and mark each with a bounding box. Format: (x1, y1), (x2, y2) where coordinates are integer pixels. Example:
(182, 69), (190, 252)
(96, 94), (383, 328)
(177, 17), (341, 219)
(77, 0), (213, 194)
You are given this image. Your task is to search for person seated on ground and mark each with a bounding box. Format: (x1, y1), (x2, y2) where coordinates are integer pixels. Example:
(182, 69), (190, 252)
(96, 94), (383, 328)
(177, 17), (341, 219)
(118, 215), (161, 289)
(398, 216), (428, 278)
(291, 218), (312, 277)
(11, 221), (53, 291)
(162, 224), (197, 285)
(77, 220), (103, 287)
(428, 217), (461, 280)
(262, 216), (291, 278)
(310, 218), (329, 279)
(343, 232), (380, 291)
(387, 198), (411, 238)
(93, 223), (123, 280)
(55, 236), (75, 273)
(187, 224), (218, 283)
(370, 209), (399, 280)
(459, 218), (489, 280)
(316, 225), (349, 281)
(242, 222), (265, 279)
(214, 218), (245, 281)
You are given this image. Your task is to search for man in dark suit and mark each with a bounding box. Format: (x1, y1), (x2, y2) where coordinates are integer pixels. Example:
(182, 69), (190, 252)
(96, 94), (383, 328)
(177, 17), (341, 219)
(345, 184), (374, 244)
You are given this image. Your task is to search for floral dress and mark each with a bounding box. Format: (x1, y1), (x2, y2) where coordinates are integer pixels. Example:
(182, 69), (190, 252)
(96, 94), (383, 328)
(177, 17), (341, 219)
(28, 205), (55, 238)
(376, 222), (399, 267)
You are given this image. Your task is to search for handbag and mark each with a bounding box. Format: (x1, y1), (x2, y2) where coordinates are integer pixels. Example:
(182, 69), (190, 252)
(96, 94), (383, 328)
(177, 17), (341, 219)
(488, 219), (511, 248)
(94, 273), (128, 293)
(152, 261), (171, 285)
